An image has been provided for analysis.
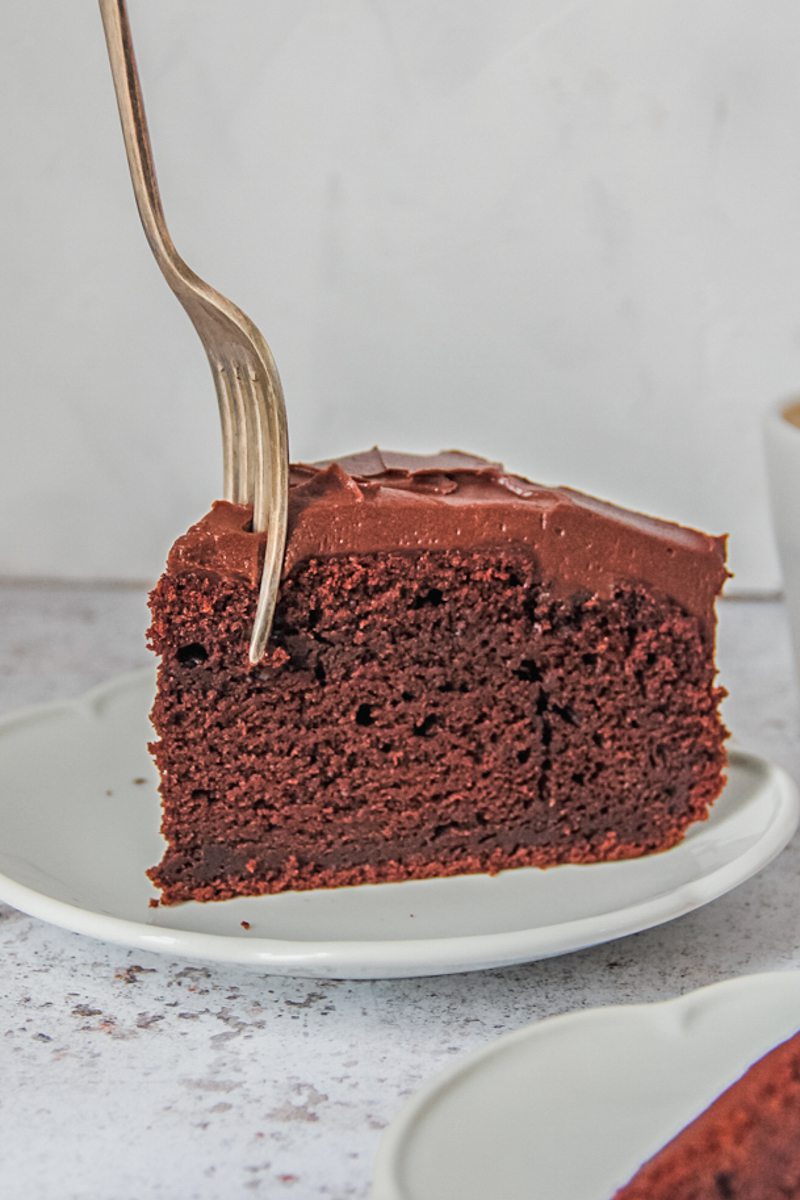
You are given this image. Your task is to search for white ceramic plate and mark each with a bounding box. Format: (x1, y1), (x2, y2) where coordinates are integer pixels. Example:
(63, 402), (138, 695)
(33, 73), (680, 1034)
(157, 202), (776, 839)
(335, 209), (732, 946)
(0, 669), (796, 979)
(372, 971), (800, 1200)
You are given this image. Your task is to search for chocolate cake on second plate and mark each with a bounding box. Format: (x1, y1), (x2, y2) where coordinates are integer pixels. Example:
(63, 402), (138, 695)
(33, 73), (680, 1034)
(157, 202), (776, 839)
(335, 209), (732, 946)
(147, 449), (728, 904)
(615, 1029), (800, 1199)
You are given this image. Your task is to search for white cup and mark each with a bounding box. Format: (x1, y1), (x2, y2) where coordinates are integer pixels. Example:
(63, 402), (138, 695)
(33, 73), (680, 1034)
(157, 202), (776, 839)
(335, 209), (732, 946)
(764, 398), (800, 679)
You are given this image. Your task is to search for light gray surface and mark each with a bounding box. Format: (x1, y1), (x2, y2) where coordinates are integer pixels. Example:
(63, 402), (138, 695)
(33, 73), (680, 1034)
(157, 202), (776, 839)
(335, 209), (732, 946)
(0, 587), (797, 1200)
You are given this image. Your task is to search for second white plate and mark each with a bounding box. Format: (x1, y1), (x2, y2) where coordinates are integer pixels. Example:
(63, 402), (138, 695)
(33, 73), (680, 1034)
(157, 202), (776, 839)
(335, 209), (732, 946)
(0, 669), (796, 978)
(372, 970), (800, 1199)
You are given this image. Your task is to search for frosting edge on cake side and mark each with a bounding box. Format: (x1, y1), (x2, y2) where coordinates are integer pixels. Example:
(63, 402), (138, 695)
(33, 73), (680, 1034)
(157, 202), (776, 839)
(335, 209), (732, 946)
(166, 448), (728, 628)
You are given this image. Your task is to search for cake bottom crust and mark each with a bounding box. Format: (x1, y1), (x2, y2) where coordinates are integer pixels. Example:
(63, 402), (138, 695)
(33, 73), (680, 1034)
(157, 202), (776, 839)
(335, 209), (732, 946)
(149, 829), (692, 905)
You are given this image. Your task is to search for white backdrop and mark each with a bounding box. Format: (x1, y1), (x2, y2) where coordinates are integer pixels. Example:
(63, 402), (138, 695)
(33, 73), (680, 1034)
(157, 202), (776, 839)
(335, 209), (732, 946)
(2, 0), (800, 590)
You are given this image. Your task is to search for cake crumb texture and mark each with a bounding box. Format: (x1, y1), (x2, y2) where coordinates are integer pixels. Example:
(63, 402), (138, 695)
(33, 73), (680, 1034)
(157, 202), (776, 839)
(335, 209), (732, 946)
(147, 548), (726, 904)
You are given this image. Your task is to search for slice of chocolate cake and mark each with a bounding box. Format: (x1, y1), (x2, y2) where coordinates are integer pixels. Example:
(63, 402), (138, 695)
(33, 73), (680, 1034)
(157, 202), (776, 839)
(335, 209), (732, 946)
(614, 1029), (800, 1198)
(146, 449), (728, 904)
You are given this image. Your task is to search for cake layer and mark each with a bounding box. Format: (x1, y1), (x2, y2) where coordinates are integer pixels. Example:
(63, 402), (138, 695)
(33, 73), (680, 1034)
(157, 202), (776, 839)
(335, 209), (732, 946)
(614, 1030), (800, 1199)
(148, 545), (727, 904)
(167, 449), (727, 632)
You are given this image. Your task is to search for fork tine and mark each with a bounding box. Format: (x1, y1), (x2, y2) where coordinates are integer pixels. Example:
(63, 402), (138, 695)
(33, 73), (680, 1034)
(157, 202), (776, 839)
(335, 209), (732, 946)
(229, 363), (255, 507)
(210, 359), (238, 502)
(247, 365), (289, 664)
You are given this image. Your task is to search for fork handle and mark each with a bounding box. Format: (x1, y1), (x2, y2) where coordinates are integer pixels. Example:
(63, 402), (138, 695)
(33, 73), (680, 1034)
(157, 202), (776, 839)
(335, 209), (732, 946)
(99, 0), (238, 502)
(98, 0), (180, 275)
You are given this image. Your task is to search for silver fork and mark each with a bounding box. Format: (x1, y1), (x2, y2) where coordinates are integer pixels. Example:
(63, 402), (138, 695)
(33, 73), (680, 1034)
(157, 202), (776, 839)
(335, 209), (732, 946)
(98, 0), (288, 664)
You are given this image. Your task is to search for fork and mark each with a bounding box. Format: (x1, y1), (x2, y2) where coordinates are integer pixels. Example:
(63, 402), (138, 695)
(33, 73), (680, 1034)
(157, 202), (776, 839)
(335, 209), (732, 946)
(98, 0), (289, 664)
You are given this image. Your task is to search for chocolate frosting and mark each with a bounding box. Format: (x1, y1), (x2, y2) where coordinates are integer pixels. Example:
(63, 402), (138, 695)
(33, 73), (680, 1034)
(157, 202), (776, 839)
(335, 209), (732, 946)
(168, 448), (727, 625)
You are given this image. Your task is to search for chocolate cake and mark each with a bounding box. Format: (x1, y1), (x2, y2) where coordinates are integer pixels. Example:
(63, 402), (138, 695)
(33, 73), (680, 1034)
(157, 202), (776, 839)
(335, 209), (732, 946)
(614, 1029), (800, 1198)
(146, 449), (728, 904)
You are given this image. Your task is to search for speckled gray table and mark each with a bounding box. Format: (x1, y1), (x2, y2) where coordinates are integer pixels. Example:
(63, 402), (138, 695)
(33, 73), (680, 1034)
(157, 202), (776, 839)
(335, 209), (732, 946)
(0, 586), (797, 1200)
